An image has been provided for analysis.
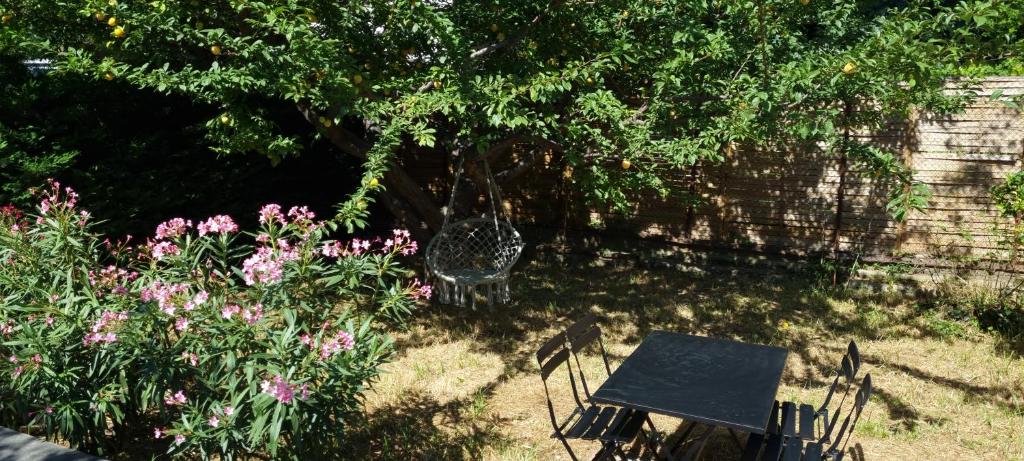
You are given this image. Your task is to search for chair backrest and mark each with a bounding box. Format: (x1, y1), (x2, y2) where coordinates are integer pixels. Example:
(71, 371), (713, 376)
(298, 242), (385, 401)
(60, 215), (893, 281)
(827, 373), (872, 457)
(426, 218), (523, 273)
(819, 341), (860, 414)
(536, 332), (585, 433)
(847, 340), (861, 374)
(565, 314), (613, 400)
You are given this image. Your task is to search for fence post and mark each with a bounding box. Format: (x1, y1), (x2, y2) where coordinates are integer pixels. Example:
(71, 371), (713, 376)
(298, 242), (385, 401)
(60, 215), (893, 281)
(894, 107), (919, 255)
(831, 102), (852, 259)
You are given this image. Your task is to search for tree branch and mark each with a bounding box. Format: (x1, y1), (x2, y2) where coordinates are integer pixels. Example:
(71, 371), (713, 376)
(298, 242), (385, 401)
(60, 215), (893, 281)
(297, 104), (444, 232)
(417, 0), (564, 93)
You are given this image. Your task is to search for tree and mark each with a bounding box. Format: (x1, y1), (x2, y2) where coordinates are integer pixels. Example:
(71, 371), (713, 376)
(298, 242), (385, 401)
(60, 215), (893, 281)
(2, 0), (1020, 233)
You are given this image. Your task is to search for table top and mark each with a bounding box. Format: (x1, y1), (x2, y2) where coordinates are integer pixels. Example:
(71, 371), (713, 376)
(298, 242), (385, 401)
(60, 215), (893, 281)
(590, 331), (788, 434)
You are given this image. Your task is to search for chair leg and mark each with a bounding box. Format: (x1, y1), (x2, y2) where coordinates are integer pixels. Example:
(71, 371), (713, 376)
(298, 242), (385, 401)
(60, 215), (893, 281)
(641, 416), (663, 456)
(670, 421), (699, 453)
(557, 436), (581, 461)
(676, 425), (716, 461)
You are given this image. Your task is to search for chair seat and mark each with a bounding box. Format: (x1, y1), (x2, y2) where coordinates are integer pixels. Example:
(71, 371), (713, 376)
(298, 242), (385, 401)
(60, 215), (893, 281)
(798, 403), (818, 441)
(769, 400), (822, 442)
(564, 405), (647, 444)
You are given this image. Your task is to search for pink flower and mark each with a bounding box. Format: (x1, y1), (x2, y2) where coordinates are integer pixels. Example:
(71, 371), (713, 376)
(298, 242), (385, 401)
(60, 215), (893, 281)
(242, 247), (290, 285)
(48, 294), (59, 303)
(336, 330), (355, 350)
(321, 241), (345, 258)
(208, 415), (220, 427)
(142, 281), (189, 314)
(174, 317), (189, 332)
(260, 375), (309, 404)
(150, 241), (180, 260)
(409, 278), (433, 300)
(31, 354), (41, 364)
(181, 352), (198, 366)
(164, 390), (187, 406)
(155, 218), (192, 240)
(45, 406), (53, 414)
(287, 206), (315, 223)
(8, 355), (16, 363)
(44, 316), (54, 327)
(221, 304), (241, 319)
(154, 427), (164, 439)
(241, 304), (263, 325)
(401, 240), (419, 256)
(83, 311), (127, 346)
(223, 406), (234, 416)
(300, 334), (312, 346)
(350, 239), (371, 255)
(174, 434), (185, 444)
(258, 204), (285, 225)
(197, 215), (238, 236)
(11, 366), (22, 378)
(317, 330), (355, 360)
(183, 290), (208, 311)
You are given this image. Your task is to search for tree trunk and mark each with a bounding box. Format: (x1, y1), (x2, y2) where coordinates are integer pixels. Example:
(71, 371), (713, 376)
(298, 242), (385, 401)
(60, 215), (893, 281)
(297, 105), (443, 233)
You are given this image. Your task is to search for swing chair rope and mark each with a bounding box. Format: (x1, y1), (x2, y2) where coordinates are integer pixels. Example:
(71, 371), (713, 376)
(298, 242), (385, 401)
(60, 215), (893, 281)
(441, 156), (466, 230)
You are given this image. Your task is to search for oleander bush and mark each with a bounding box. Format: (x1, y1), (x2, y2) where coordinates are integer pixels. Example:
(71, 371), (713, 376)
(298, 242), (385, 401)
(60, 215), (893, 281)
(0, 181), (429, 459)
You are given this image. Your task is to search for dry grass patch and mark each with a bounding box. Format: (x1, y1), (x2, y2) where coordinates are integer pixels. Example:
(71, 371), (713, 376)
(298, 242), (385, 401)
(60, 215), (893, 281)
(350, 258), (1024, 460)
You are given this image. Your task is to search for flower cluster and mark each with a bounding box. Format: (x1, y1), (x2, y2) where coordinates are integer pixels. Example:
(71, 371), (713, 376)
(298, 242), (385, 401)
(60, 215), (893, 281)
(300, 329), (356, 361)
(164, 390), (187, 406)
(149, 241), (180, 260)
(409, 278), (433, 301)
(141, 281), (191, 315)
(242, 246), (298, 286)
(1, 204), (25, 233)
(155, 218), (192, 240)
(37, 180), (79, 216)
(197, 215), (238, 236)
(3, 193), (426, 459)
(258, 204), (286, 225)
(83, 310), (128, 346)
(261, 375), (310, 404)
(88, 265), (139, 297)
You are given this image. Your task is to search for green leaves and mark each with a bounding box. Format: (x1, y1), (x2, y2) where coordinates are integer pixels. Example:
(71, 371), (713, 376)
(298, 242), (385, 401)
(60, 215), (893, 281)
(0, 182), (425, 459)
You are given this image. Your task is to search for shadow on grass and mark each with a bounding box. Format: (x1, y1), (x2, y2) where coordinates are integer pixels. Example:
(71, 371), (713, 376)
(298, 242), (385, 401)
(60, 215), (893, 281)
(344, 387), (512, 461)
(369, 255), (1018, 459)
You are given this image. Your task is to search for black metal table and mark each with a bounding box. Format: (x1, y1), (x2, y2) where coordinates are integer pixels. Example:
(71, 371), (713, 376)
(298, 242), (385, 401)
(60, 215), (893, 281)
(590, 331), (788, 443)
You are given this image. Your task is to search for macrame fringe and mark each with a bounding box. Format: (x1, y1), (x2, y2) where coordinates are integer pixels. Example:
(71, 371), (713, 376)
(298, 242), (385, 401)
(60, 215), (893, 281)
(432, 275), (512, 310)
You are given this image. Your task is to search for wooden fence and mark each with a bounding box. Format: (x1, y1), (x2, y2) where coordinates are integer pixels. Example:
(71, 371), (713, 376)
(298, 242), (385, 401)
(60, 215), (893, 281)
(409, 77), (1024, 260)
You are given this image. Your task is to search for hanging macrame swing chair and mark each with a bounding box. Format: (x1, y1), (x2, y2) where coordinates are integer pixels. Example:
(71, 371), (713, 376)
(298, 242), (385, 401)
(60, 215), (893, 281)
(425, 156), (524, 309)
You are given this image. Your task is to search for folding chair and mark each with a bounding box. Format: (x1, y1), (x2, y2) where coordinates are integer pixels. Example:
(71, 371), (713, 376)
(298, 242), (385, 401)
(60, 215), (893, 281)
(565, 314), (667, 458)
(777, 373), (873, 461)
(799, 341), (861, 442)
(537, 332), (647, 461)
(742, 341), (861, 461)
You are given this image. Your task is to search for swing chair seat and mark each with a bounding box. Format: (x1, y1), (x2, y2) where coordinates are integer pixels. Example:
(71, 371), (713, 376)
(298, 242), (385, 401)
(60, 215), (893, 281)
(426, 217), (524, 309)
(434, 268), (505, 285)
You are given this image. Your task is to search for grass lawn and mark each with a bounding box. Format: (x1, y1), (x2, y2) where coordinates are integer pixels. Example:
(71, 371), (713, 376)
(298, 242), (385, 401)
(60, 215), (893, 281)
(347, 254), (1024, 461)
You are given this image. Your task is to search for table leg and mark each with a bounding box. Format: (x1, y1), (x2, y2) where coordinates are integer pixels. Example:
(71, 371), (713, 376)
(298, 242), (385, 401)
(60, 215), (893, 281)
(727, 428), (744, 450)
